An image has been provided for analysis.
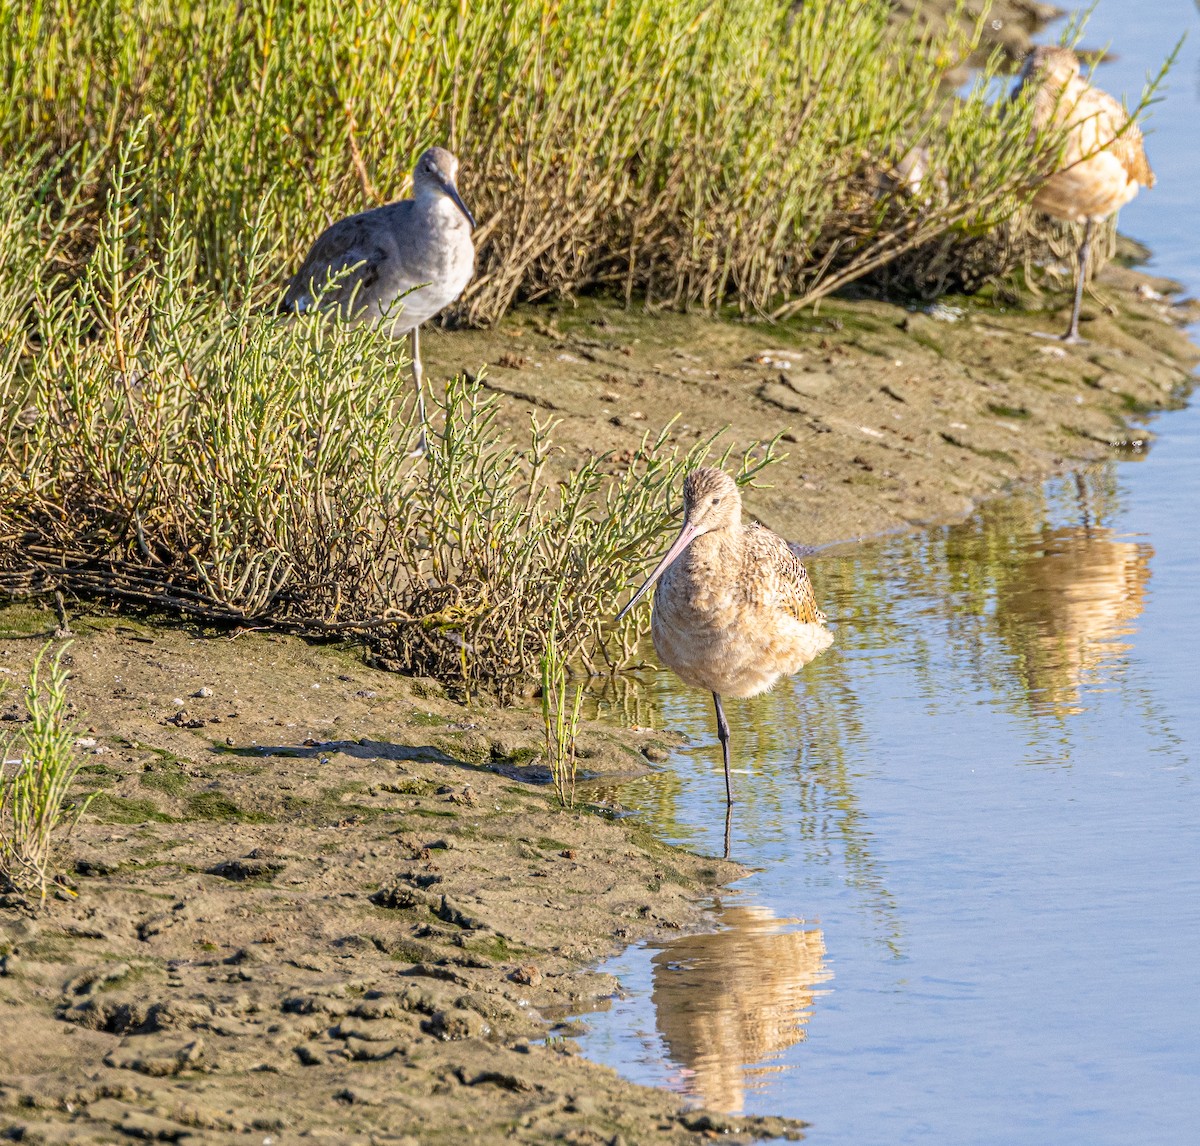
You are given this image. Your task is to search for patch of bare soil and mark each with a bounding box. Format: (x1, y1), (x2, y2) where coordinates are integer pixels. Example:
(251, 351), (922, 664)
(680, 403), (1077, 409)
(2, 265), (1196, 1145)
(426, 264), (1197, 549)
(0, 612), (800, 1143)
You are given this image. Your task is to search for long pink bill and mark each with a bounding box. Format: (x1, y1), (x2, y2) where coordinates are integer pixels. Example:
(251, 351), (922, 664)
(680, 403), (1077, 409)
(615, 520), (700, 624)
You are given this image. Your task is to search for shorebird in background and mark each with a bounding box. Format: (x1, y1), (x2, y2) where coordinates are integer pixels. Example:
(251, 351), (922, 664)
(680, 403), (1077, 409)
(281, 146), (475, 454)
(1014, 45), (1154, 343)
(617, 468), (833, 816)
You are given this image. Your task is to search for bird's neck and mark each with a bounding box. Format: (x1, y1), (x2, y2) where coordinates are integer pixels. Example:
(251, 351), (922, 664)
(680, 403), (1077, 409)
(417, 189), (468, 229)
(657, 527), (743, 618)
(680, 527), (741, 581)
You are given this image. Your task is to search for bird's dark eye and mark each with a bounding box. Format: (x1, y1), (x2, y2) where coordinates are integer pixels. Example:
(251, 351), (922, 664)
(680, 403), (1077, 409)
(711, 497), (720, 505)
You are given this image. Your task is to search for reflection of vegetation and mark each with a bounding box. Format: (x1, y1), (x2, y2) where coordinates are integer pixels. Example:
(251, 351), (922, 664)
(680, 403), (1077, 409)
(586, 647), (907, 954)
(650, 903), (830, 1113)
(579, 670), (690, 839)
(748, 661), (906, 956)
(581, 671), (662, 734)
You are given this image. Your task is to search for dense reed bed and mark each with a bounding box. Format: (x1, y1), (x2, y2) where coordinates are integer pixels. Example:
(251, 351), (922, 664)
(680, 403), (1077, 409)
(3, 0), (1066, 318)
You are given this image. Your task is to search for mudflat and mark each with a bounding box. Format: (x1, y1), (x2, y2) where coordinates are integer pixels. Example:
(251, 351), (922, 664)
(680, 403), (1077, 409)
(1, 265), (1196, 1145)
(426, 263), (1197, 547)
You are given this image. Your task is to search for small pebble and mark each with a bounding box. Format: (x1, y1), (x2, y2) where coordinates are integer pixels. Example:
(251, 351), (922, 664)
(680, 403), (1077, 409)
(192, 687), (214, 698)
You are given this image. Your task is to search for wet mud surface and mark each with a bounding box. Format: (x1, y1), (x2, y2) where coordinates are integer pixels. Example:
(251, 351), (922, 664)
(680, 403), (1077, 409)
(0, 615), (798, 1144)
(2, 263), (1197, 1144)
(427, 264), (1198, 549)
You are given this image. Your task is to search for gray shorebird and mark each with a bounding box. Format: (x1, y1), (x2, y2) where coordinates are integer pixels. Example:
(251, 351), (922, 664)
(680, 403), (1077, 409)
(281, 146), (476, 453)
(617, 468), (833, 810)
(1015, 46), (1155, 343)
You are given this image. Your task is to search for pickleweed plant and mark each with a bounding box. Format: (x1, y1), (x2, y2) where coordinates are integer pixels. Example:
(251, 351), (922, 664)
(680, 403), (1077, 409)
(0, 0), (1166, 319)
(0, 137), (783, 701)
(541, 618), (584, 808)
(0, 643), (92, 907)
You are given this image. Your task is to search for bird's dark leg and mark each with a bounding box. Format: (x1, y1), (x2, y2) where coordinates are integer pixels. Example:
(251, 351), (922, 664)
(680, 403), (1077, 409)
(1074, 470), (1093, 536)
(408, 325), (429, 457)
(723, 801), (733, 861)
(713, 692), (733, 805)
(1064, 218), (1093, 345)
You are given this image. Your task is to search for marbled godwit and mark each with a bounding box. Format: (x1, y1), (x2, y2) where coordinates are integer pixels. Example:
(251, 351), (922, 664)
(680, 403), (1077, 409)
(1014, 46), (1155, 343)
(281, 146), (476, 454)
(651, 904), (829, 1113)
(617, 468), (833, 806)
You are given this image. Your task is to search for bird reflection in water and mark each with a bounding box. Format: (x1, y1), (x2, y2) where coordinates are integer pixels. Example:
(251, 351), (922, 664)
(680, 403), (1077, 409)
(650, 903), (830, 1113)
(1000, 521), (1151, 717)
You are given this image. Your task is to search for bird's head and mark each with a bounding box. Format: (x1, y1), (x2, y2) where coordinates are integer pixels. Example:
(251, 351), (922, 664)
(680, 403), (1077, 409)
(615, 467), (741, 623)
(1020, 45), (1082, 91)
(682, 467), (742, 536)
(413, 146), (476, 229)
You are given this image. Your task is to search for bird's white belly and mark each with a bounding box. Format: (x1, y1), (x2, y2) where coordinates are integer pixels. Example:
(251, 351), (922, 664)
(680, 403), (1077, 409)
(373, 255), (473, 336)
(374, 273), (470, 335)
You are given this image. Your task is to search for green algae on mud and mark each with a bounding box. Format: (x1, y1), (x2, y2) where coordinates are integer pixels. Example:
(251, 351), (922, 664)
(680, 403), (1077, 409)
(0, 611), (806, 1144)
(1, 262), (1198, 1143)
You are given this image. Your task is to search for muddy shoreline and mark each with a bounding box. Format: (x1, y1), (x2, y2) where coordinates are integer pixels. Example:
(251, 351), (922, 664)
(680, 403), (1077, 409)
(427, 259), (1198, 550)
(2, 260), (1198, 1144)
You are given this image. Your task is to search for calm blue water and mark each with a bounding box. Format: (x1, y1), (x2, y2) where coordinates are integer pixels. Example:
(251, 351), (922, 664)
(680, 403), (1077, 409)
(576, 3), (1200, 1142)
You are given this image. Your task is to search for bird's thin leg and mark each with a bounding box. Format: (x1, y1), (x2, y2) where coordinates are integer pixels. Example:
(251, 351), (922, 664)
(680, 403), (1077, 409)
(1074, 470), (1093, 536)
(1063, 218), (1093, 345)
(723, 801), (733, 861)
(713, 692), (734, 805)
(408, 325), (429, 458)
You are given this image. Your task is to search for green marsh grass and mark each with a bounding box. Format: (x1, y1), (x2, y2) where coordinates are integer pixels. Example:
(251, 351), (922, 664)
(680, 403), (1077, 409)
(0, 643), (93, 906)
(541, 621), (584, 807)
(0, 0), (1110, 316)
(0, 135), (782, 699)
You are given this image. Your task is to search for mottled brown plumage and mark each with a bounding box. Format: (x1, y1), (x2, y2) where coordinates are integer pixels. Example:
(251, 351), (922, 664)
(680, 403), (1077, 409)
(617, 468), (833, 807)
(1014, 46), (1154, 342)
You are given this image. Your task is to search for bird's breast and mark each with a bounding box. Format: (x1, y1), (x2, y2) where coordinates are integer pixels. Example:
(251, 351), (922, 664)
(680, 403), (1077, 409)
(649, 532), (832, 697)
(1034, 152), (1140, 223)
